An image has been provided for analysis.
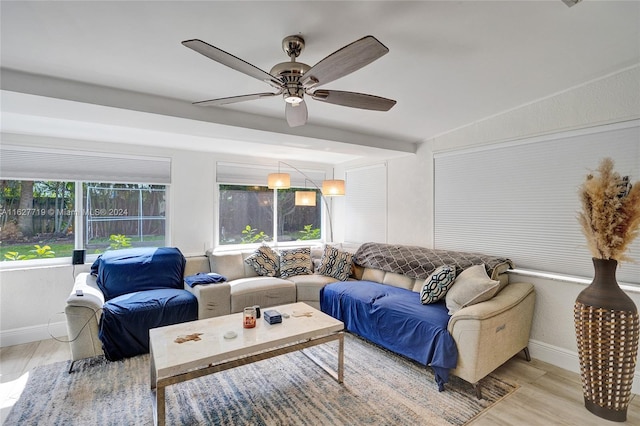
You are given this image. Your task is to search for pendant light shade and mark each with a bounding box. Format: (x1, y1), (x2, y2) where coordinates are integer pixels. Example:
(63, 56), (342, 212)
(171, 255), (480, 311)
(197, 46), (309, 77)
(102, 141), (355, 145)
(295, 191), (317, 206)
(322, 179), (345, 196)
(267, 173), (291, 189)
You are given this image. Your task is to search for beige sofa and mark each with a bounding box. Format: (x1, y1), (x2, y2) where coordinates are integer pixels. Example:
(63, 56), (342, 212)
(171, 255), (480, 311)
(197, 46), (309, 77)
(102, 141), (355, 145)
(64, 247), (339, 367)
(65, 246), (535, 398)
(186, 248), (340, 318)
(341, 264), (534, 398)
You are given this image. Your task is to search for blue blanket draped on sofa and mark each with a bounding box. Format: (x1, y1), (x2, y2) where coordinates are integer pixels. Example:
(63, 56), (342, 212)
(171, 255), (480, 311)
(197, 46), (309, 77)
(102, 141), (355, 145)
(99, 288), (197, 361)
(320, 281), (458, 390)
(92, 247), (198, 361)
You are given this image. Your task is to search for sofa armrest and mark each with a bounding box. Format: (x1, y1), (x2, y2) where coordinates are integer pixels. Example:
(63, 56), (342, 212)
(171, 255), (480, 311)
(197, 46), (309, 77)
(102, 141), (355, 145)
(448, 282), (535, 385)
(448, 282), (534, 327)
(66, 272), (105, 310)
(185, 282), (232, 319)
(65, 272), (105, 361)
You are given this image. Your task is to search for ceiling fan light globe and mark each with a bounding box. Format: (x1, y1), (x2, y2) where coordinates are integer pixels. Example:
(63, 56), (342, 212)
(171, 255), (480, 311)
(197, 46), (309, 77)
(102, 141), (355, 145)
(284, 95), (303, 104)
(283, 83), (304, 104)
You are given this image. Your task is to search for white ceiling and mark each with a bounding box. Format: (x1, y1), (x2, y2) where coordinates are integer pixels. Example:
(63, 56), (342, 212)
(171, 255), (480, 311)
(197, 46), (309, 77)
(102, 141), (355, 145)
(1, 1), (639, 164)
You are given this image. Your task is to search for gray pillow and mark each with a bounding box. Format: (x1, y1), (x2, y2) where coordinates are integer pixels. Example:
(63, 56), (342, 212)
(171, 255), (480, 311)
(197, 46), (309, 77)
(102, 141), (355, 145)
(445, 264), (500, 315)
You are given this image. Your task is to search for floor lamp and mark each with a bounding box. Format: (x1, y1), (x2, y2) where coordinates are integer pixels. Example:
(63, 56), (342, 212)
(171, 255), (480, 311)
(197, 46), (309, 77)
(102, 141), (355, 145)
(267, 161), (344, 242)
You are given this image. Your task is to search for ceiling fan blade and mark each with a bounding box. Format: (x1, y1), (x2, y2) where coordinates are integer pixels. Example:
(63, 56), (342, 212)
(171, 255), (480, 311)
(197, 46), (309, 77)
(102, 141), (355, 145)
(302, 36), (389, 89)
(182, 39), (282, 88)
(311, 90), (396, 111)
(193, 92), (279, 106)
(285, 101), (308, 127)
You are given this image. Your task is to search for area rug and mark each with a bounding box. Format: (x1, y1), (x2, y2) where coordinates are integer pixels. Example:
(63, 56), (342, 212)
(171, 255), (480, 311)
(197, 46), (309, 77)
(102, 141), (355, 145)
(5, 334), (517, 425)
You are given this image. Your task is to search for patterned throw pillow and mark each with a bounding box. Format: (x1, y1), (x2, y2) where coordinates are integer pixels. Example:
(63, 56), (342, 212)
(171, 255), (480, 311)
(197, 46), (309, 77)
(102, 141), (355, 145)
(279, 247), (313, 278)
(420, 265), (456, 304)
(317, 245), (353, 281)
(244, 245), (280, 277)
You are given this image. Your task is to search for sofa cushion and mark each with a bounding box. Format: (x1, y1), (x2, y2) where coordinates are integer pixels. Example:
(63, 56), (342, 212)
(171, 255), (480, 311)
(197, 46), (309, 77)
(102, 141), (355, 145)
(98, 288), (197, 361)
(244, 245), (280, 277)
(279, 247), (313, 278)
(361, 268), (385, 283)
(445, 264), (500, 315)
(93, 247), (186, 301)
(288, 274), (338, 302)
(382, 272), (417, 291)
(317, 245), (353, 281)
(420, 265), (457, 304)
(228, 277), (296, 312)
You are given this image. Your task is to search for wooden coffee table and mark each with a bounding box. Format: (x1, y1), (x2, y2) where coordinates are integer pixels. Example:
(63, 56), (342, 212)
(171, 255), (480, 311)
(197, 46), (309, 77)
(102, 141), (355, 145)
(149, 302), (345, 426)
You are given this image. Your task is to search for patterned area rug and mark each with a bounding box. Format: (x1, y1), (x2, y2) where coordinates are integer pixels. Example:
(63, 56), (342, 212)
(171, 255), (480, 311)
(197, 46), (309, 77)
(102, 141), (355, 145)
(5, 334), (517, 425)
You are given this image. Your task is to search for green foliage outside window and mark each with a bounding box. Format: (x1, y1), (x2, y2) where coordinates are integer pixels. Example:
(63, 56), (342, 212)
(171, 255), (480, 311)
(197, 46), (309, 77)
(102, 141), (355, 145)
(108, 234), (132, 250)
(298, 224), (320, 240)
(240, 225), (270, 244)
(3, 244), (55, 261)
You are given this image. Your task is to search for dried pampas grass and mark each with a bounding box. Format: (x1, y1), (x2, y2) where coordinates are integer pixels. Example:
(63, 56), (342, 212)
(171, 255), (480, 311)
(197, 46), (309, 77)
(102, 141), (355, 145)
(578, 157), (640, 262)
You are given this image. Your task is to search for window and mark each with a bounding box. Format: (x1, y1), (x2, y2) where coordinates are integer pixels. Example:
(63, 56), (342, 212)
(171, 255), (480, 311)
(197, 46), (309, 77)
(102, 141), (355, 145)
(219, 185), (273, 244)
(0, 180), (166, 261)
(277, 188), (321, 242)
(434, 120), (640, 285)
(0, 180), (75, 260)
(0, 144), (172, 263)
(84, 183), (166, 252)
(218, 185), (321, 246)
(216, 162), (326, 247)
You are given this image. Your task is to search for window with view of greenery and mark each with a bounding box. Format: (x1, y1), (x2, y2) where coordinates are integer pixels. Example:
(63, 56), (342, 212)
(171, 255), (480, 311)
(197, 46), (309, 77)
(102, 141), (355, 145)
(84, 183), (166, 252)
(0, 181), (75, 260)
(219, 185), (321, 245)
(0, 180), (166, 261)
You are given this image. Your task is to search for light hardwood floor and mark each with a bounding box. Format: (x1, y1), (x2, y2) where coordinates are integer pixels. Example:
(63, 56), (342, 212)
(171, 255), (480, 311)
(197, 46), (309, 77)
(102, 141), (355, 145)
(1, 338), (638, 425)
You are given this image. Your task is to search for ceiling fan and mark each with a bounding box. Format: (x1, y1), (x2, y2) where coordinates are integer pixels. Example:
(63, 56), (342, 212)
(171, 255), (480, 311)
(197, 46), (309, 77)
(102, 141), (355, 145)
(182, 35), (396, 127)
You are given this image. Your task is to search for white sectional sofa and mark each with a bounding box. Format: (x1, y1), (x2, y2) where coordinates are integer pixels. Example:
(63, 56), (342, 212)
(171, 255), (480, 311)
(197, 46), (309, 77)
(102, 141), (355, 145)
(65, 243), (535, 398)
(65, 246), (340, 365)
(188, 247), (339, 317)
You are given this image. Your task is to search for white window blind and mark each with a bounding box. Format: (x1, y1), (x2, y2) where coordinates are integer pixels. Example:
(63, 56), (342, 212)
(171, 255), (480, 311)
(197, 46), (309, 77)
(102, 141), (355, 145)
(0, 145), (171, 184)
(216, 162), (325, 187)
(345, 163), (387, 244)
(434, 120), (640, 284)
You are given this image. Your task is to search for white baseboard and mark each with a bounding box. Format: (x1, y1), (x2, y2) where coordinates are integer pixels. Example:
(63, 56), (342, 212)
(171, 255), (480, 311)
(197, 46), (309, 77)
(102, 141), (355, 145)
(0, 321), (67, 348)
(529, 339), (640, 395)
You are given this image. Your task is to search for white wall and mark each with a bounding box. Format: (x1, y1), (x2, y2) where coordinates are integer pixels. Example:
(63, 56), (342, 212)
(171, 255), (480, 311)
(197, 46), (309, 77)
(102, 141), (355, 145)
(169, 149), (215, 255)
(379, 64), (640, 392)
(387, 143), (433, 246)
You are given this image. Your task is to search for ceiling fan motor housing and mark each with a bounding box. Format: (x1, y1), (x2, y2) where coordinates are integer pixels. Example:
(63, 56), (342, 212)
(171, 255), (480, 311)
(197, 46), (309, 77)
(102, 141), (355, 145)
(270, 61), (310, 104)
